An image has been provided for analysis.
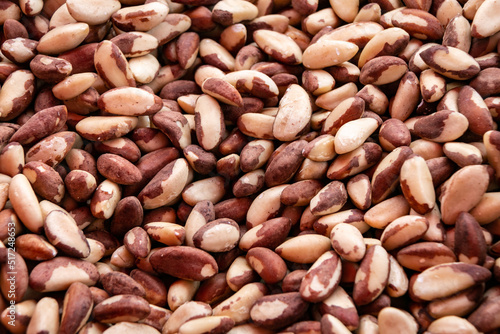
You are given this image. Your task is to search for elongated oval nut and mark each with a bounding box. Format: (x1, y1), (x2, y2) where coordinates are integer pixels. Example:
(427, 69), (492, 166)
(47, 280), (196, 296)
(10, 105), (67, 145)
(253, 30), (302, 65)
(411, 262), (491, 301)
(310, 181), (347, 216)
(179, 316), (235, 334)
(201, 77), (243, 107)
(246, 185), (287, 228)
(275, 234), (331, 264)
(59, 282), (93, 334)
(97, 153), (142, 185)
(321, 96), (364, 136)
(300, 251), (341, 303)
(111, 2), (168, 31)
(138, 158), (192, 209)
(400, 154), (435, 214)
(387, 254), (409, 298)
(428, 316), (479, 334)
(26, 297), (59, 334)
(391, 8), (444, 40)
(303, 40), (358, 69)
(150, 246), (218, 281)
(239, 217), (291, 251)
(360, 56), (408, 86)
(66, 0), (120, 25)
(358, 27), (410, 68)
(413, 110), (469, 143)
(200, 38), (235, 72)
(44, 210), (90, 258)
(9, 173), (43, 233)
(467, 294), (500, 332)
(396, 242), (456, 272)
(273, 84), (311, 141)
(195, 94), (225, 151)
(246, 247), (287, 284)
(90, 179), (121, 219)
(458, 85), (494, 136)
(225, 70), (279, 98)
(213, 282), (267, 324)
(380, 215), (429, 251)
(265, 140), (307, 187)
(29, 257), (99, 292)
(439, 165), (489, 225)
(37, 22), (89, 54)
(212, 0), (258, 25)
(330, 223), (366, 262)
(471, 0), (500, 38)
(111, 31), (159, 58)
(76, 116), (138, 141)
(98, 87), (162, 116)
(353, 245), (390, 306)
(250, 292), (309, 330)
(93, 294), (150, 323)
(327, 142), (382, 180)
(378, 307), (418, 334)
(94, 40), (135, 88)
(334, 118), (379, 154)
(193, 218), (239, 252)
(163, 301), (212, 334)
(0, 70), (35, 121)
(420, 45), (480, 80)
(443, 142), (483, 167)
(316, 21), (383, 48)
(455, 212), (487, 265)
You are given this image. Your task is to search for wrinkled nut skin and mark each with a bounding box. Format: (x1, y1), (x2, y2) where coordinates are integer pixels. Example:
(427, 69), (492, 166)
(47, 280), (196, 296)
(93, 294), (151, 323)
(97, 153), (142, 186)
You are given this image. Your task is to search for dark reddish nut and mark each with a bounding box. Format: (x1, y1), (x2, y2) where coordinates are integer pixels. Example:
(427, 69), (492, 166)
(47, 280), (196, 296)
(96, 153), (142, 185)
(150, 246), (218, 281)
(246, 247), (287, 284)
(101, 271), (147, 297)
(454, 212), (487, 265)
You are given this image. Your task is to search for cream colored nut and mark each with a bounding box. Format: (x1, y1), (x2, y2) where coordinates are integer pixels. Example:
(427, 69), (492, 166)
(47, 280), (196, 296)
(400, 154), (435, 214)
(66, 0), (120, 25)
(99, 87), (162, 116)
(330, 223), (366, 262)
(111, 32), (159, 58)
(273, 84), (312, 141)
(378, 307), (418, 334)
(26, 297), (59, 334)
(112, 2), (169, 31)
(76, 116), (138, 142)
(138, 158), (192, 209)
(152, 110), (191, 149)
(167, 279), (199, 311)
(386, 254), (409, 297)
(0, 70), (35, 121)
(334, 118), (379, 154)
(427, 316), (479, 334)
(194, 94), (225, 151)
(419, 69), (446, 103)
(245, 184), (287, 228)
(413, 110), (469, 143)
(253, 30), (302, 65)
(358, 27), (409, 68)
(16, 234), (57, 261)
(439, 165), (489, 225)
(212, 0), (258, 25)
(380, 215), (429, 251)
(443, 142), (483, 167)
(240, 140), (274, 172)
(36, 22), (89, 54)
(52, 72), (97, 101)
(314, 209), (369, 237)
(470, 192), (500, 224)
(360, 56), (408, 85)
(420, 45), (480, 80)
(9, 173), (43, 233)
(163, 301), (212, 334)
(471, 0), (500, 38)
(90, 179), (121, 219)
(443, 15), (471, 53)
(397, 241), (455, 272)
(390, 71), (420, 121)
(94, 40), (136, 88)
(199, 38), (235, 71)
(25, 131), (76, 168)
(144, 222), (185, 246)
(128, 54), (160, 84)
(303, 40), (358, 69)
(410, 262), (491, 301)
(237, 113), (275, 140)
(302, 8), (340, 35)
(321, 96), (364, 136)
(275, 234), (331, 264)
(193, 218), (239, 252)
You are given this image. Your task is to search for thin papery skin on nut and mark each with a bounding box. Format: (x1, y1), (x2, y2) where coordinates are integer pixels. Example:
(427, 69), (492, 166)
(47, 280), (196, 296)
(2, 0), (500, 333)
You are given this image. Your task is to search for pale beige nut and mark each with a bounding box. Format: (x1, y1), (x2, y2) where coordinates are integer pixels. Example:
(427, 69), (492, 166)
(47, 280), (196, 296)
(378, 307), (418, 334)
(25, 297), (59, 334)
(36, 22), (89, 54)
(94, 40), (135, 88)
(302, 40), (358, 69)
(164, 301), (212, 334)
(275, 234), (331, 263)
(111, 2), (169, 32)
(411, 262), (491, 301)
(0, 70), (35, 121)
(76, 116), (138, 142)
(471, 0), (500, 38)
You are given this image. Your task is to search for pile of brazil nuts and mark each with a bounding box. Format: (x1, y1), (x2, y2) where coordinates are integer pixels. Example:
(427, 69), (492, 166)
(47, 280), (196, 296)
(2, 0), (500, 332)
